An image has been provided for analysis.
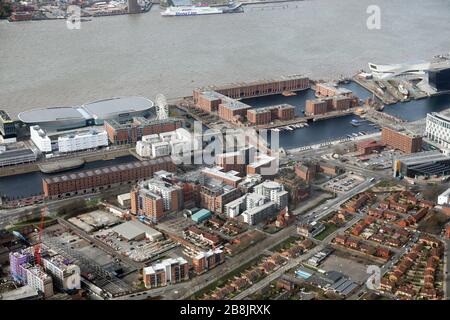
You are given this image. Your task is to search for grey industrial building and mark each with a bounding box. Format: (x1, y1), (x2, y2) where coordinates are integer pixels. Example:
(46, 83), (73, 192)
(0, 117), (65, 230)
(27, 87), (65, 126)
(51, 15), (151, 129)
(0, 148), (37, 167)
(393, 150), (450, 178)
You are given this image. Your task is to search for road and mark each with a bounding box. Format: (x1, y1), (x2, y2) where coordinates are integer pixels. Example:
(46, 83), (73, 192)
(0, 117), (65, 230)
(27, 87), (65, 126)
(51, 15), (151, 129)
(228, 178), (377, 300)
(294, 178), (377, 222)
(232, 212), (365, 300)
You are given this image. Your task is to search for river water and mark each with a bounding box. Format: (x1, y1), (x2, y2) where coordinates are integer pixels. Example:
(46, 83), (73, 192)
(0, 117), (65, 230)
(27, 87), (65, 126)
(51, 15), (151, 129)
(1, 0), (450, 114)
(1, 0), (450, 198)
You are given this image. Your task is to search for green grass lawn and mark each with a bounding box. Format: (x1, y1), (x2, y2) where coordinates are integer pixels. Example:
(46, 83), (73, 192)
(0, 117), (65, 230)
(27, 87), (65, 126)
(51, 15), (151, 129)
(314, 224), (339, 241)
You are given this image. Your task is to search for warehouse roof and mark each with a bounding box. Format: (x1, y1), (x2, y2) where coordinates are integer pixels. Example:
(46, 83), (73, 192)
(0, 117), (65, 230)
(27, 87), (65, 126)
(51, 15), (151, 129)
(112, 220), (162, 241)
(43, 156), (172, 184)
(18, 107), (87, 123)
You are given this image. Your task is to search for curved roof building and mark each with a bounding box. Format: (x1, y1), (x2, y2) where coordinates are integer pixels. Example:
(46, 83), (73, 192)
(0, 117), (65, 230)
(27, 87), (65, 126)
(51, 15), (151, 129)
(82, 96), (155, 124)
(18, 96), (155, 131)
(18, 106), (91, 132)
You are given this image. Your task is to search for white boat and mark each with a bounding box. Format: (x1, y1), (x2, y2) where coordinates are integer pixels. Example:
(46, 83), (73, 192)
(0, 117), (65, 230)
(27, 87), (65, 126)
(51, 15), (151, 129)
(285, 126), (293, 131)
(161, 2), (242, 16)
(303, 123), (309, 127)
(271, 128), (280, 132)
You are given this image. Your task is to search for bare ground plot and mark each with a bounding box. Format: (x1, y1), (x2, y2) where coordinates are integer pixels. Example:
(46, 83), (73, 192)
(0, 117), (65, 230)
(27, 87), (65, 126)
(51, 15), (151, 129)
(320, 253), (370, 283)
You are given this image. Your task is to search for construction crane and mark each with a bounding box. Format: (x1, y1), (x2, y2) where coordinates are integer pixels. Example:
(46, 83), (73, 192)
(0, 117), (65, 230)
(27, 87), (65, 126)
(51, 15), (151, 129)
(34, 206), (47, 267)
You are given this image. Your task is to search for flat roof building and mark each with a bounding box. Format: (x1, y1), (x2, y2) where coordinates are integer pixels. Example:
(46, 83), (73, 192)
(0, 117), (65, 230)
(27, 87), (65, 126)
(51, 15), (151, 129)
(104, 117), (181, 145)
(130, 176), (183, 223)
(111, 220), (163, 241)
(0, 147), (37, 167)
(143, 257), (189, 288)
(43, 156), (176, 198)
(0, 109), (16, 139)
(191, 209), (212, 223)
(381, 127), (422, 154)
(393, 150), (450, 178)
(426, 112), (450, 152)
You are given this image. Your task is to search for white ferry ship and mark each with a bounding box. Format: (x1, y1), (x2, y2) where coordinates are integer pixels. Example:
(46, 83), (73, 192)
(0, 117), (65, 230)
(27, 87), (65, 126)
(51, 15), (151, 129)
(161, 2), (243, 16)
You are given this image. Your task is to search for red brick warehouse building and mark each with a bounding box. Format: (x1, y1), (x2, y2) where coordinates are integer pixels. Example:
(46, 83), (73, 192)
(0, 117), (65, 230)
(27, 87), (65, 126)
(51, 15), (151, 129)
(247, 104), (295, 126)
(104, 117), (182, 145)
(43, 156), (176, 199)
(193, 75), (310, 123)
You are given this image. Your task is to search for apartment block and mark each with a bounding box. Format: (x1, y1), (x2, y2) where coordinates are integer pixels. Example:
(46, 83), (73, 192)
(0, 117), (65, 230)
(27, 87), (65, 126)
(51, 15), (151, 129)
(130, 175), (183, 223)
(104, 117), (182, 145)
(43, 157), (175, 198)
(381, 127), (422, 154)
(143, 257), (189, 288)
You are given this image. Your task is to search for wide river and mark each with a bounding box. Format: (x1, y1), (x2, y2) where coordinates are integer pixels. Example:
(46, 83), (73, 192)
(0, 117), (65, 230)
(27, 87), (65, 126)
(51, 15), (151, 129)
(1, 0), (450, 116)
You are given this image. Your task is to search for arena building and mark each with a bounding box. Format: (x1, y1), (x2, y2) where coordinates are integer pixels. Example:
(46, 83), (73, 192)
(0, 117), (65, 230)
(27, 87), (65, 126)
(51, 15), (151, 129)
(18, 96), (155, 132)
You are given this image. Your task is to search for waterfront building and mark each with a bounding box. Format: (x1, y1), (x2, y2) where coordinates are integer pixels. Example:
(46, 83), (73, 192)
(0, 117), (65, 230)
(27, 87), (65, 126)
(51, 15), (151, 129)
(305, 99), (328, 116)
(195, 91), (224, 113)
(194, 75), (310, 101)
(426, 112), (450, 152)
(18, 97), (154, 132)
(246, 104), (295, 125)
(357, 139), (385, 155)
(429, 68), (450, 91)
(104, 117), (181, 145)
(43, 156), (176, 199)
(0, 110), (16, 143)
(130, 175), (183, 223)
(0, 147), (38, 167)
(218, 99), (252, 123)
(57, 129), (108, 153)
(143, 257), (189, 288)
(381, 127), (422, 154)
(393, 151), (450, 178)
(136, 128), (190, 158)
(315, 82), (352, 97)
(30, 125), (52, 153)
(192, 248), (225, 274)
